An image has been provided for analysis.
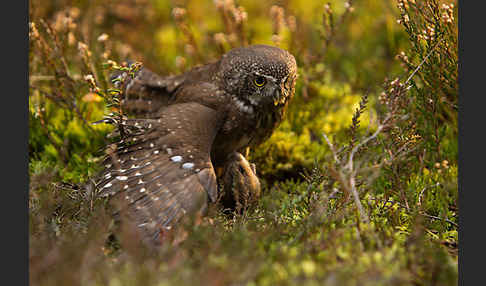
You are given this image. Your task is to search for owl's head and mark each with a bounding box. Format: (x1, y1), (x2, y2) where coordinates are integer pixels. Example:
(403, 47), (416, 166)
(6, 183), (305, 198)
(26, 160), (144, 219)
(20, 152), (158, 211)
(219, 45), (297, 110)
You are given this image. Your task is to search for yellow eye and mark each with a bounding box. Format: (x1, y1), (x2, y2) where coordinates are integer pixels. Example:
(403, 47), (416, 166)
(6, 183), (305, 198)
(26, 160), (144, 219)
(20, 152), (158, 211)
(254, 76), (266, 87)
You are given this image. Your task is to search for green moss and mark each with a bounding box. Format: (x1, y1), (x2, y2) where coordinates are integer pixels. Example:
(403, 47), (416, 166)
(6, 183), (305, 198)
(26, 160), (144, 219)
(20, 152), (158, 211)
(29, 0), (458, 285)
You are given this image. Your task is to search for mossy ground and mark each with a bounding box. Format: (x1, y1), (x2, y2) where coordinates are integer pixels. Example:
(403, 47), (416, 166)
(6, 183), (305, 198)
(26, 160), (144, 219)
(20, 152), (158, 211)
(29, 0), (458, 285)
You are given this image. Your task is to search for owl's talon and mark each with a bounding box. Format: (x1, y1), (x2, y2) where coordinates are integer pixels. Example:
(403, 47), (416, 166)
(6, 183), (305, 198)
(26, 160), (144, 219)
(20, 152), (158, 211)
(250, 163), (257, 174)
(221, 152), (261, 214)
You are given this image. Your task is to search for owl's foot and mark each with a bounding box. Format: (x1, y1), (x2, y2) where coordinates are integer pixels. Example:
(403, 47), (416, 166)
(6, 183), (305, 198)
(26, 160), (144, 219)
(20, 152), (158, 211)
(220, 152), (261, 214)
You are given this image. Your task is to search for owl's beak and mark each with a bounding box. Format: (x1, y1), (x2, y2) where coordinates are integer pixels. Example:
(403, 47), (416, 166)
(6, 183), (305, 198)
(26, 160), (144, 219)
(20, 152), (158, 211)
(272, 88), (281, 106)
(273, 84), (287, 106)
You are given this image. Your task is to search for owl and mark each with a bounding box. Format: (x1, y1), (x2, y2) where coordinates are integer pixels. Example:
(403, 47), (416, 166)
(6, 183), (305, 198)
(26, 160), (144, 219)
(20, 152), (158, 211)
(96, 44), (297, 244)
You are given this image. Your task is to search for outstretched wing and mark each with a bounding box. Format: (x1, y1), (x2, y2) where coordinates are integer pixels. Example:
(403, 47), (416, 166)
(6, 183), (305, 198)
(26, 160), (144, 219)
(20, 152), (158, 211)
(113, 65), (185, 116)
(96, 102), (222, 242)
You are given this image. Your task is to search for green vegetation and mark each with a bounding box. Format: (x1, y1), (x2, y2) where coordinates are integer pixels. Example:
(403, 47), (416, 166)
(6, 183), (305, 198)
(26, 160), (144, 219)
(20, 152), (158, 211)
(29, 0), (458, 285)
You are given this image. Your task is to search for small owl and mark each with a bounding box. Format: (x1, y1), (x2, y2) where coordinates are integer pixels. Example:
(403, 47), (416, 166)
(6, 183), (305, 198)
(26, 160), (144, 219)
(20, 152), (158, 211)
(96, 45), (297, 243)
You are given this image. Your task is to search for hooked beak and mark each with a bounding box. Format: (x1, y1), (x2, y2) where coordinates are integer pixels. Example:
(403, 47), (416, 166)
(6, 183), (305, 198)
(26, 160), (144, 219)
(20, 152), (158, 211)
(273, 85), (287, 106)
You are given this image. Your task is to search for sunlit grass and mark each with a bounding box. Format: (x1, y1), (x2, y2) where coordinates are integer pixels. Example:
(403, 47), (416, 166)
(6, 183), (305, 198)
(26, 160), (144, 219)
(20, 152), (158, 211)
(29, 0), (458, 285)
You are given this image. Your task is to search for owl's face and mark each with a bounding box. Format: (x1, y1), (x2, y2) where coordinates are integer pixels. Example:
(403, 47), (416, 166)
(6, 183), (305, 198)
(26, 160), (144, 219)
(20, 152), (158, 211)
(219, 45), (297, 110)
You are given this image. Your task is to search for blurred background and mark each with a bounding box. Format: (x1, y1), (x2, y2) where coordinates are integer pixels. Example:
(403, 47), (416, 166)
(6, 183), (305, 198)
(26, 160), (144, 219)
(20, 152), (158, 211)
(29, 0), (458, 285)
(29, 0), (411, 181)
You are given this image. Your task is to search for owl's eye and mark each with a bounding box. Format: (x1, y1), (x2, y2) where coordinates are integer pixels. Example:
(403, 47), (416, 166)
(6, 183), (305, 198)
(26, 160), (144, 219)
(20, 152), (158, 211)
(253, 76), (266, 87)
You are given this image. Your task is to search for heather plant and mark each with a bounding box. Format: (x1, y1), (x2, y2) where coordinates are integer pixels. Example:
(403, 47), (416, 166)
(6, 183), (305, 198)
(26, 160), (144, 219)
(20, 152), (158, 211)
(29, 0), (458, 285)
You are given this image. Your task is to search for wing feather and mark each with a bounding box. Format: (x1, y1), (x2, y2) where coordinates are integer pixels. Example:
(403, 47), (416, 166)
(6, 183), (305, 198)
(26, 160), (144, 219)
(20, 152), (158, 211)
(112, 65), (185, 116)
(97, 102), (223, 242)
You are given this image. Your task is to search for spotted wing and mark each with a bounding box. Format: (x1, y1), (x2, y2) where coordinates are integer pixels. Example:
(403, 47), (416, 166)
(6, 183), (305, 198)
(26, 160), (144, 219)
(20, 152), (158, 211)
(113, 65), (185, 116)
(97, 102), (222, 242)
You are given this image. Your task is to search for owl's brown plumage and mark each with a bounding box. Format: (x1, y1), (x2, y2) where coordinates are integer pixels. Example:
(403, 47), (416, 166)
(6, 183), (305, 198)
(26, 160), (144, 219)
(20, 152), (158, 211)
(97, 45), (297, 243)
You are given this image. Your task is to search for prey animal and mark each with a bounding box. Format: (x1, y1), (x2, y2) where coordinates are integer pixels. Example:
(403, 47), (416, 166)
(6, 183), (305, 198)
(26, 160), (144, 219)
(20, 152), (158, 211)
(96, 44), (297, 243)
